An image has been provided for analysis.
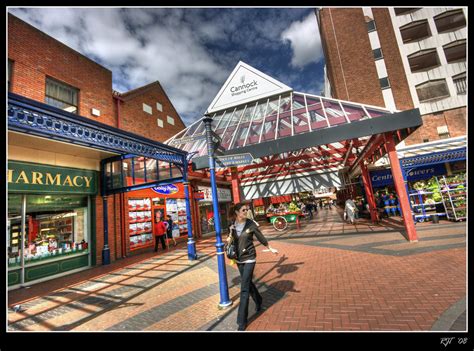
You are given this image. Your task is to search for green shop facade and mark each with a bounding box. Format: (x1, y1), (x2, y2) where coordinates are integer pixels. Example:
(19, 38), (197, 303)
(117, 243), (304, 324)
(8, 92), (191, 289)
(8, 161), (98, 287)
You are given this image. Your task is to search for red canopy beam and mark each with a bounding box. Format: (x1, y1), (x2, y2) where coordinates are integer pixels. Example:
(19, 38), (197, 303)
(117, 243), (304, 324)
(384, 132), (418, 242)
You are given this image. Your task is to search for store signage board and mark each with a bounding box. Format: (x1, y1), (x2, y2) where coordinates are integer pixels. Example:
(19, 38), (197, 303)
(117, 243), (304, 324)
(367, 163), (446, 188)
(8, 161), (97, 194)
(198, 186), (232, 202)
(151, 184), (179, 195)
(215, 153), (254, 168)
(207, 61), (293, 114)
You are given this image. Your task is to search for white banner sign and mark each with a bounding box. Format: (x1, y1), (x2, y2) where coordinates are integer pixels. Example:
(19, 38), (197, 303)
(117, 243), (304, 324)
(197, 186), (232, 203)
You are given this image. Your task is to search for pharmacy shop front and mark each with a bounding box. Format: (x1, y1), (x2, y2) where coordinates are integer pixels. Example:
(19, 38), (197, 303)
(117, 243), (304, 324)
(8, 161), (97, 289)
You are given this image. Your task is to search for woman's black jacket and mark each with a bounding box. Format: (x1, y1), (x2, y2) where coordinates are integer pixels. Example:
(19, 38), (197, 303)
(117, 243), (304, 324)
(229, 219), (268, 262)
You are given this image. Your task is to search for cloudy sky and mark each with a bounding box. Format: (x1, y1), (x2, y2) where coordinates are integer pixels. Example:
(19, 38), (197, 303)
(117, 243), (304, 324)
(9, 7), (326, 126)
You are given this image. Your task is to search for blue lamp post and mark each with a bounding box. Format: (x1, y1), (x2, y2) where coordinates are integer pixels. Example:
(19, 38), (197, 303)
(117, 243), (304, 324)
(203, 116), (232, 309)
(182, 154), (198, 260)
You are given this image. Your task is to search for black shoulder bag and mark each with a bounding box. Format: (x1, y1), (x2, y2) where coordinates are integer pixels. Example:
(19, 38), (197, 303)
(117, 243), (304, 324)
(225, 232), (238, 260)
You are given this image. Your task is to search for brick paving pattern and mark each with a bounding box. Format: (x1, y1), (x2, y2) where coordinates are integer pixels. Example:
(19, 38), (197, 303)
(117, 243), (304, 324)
(7, 207), (466, 332)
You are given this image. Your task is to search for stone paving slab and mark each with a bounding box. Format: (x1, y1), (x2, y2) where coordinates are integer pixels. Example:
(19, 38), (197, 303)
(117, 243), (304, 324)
(7, 207), (466, 332)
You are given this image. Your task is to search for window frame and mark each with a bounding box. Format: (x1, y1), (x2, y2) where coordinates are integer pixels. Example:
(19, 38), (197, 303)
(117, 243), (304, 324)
(373, 48), (383, 61)
(434, 9), (466, 34)
(45, 77), (79, 114)
(443, 40), (466, 64)
(400, 19), (431, 44)
(415, 79), (451, 103)
(407, 48), (440, 73)
(379, 77), (391, 90)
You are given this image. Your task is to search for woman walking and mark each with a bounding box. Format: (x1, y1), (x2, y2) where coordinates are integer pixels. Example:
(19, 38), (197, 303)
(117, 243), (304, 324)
(227, 203), (279, 331)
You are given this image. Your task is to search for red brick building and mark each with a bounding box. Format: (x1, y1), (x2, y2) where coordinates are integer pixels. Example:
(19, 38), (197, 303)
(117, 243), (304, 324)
(316, 7), (466, 146)
(7, 13), (191, 287)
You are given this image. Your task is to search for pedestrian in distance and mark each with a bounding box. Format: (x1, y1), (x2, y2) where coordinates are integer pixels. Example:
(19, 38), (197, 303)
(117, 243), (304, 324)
(226, 202), (279, 331)
(306, 201), (313, 219)
(344, 198), (357, 224)
(154, 215), (167, 252)
(165, 215), (177, 248)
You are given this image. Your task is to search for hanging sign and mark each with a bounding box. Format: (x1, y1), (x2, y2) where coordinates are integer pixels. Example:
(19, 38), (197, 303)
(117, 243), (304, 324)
(151, 184), (179, 195)
(215, 153), (254, 168)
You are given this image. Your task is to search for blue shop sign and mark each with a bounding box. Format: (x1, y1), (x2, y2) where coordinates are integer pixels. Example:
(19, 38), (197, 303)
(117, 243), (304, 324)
(151, 184), (179, 195)
(368, 163), (446, 188)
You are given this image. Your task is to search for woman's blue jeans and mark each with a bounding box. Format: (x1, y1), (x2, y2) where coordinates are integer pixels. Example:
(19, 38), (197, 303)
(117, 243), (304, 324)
(237, 262), (262, 327)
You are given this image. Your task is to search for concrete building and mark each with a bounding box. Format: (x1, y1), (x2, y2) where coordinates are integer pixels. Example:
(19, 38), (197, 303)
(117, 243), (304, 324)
(315, 7), (467, 146)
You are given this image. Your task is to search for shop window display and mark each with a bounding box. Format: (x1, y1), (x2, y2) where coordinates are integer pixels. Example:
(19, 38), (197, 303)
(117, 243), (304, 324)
(8, 194), (89, 267)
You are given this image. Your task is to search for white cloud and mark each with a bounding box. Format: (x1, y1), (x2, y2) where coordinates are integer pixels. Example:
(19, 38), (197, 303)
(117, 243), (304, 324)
(8, 8), (324, 126)
(281, 13), (324, 68)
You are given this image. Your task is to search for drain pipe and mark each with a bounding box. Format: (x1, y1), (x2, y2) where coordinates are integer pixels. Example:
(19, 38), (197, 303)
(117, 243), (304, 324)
(113, 91), (124, 129)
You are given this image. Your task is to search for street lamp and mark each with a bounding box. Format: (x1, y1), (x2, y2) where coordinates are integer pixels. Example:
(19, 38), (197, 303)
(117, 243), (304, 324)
(202, 115), (232, 309)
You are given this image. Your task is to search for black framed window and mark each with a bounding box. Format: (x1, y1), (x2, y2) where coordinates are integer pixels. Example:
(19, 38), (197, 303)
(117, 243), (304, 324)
(45, 77), (79, 114)
(379, 77), (390, 90)
(443, 40), (466, 63)
(373, 48), (383, 60)
(408, 49), (440, 73)
(367, 20), (376, 32)
(453, 72), (466, 95)
(400, 20), (431, 43)
(434, 9), (466, 33)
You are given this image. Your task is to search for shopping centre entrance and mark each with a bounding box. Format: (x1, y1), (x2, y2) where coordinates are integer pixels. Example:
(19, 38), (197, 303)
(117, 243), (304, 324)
(166, 61), (424, 242)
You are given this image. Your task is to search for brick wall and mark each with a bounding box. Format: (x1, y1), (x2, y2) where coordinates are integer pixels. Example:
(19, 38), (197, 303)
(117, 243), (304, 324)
(404, 107), (466, 145)
(118, 82), (187, 143)
(318, 8), (385, 107)
(8, 14), (116, 127)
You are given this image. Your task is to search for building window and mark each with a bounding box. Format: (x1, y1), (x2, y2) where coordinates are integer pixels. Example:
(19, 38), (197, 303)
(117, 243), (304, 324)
(8, 59), (13, 92)
(156, 102), (163, 112)
(143, 103), (153, 115)
(437, 125), (450, 139)
(423, 138), (430, 143)
(453, 72), (466, 95)
(400, 20), (431, 43)
(367, 20), (377, 33)
(434, 9), (466, 33)
(443, 40), (466, 63)
(379, 77), (391, 90)
(416, 79), (450, 102)
(167, 116), (175, 125)
(394, 8), (420, 16)
(407, 49), (440, 73)
(373, 48), (383, 60)
(157, 118), (163, 128)
(45, 77), (79, 114)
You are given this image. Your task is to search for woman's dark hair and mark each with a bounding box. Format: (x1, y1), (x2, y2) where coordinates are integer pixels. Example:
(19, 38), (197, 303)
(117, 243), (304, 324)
(229, 202), (246, 220)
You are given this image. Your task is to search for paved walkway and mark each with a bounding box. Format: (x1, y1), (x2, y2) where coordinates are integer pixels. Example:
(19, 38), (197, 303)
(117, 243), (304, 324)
(7, 207), (466, 332)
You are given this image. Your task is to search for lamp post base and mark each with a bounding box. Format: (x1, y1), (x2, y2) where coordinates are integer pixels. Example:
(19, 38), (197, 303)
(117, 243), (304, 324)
(187, 239), (198, 260)
(102, 246), (110, 265)
(218, 300), (233, 310)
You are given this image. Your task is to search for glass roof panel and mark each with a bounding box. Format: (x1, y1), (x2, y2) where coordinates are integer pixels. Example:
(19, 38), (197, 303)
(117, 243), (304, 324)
(244, 99), (268, 146)
(365, 107), (390, 118)
(322, 98), (347, 126)
(230, 103), (256, 149)
(341, 102), (368, 122)
(220, 105), (245, 148)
